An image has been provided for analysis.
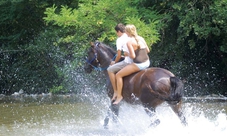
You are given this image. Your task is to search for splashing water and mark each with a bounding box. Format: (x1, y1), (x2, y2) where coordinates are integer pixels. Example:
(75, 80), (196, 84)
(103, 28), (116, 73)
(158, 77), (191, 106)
(93, 102), (227, 136)
(0, 92), (226, 136)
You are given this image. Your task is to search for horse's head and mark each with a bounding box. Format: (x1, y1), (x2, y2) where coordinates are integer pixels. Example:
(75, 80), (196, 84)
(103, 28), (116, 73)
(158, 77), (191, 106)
(84, 42), (100, 73)
(84, 41), (116, 73)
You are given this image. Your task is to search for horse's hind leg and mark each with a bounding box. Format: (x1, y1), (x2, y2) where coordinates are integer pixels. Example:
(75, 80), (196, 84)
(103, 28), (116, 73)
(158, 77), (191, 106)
(168, 100), (187, 126)
(140, 89), (162, 127)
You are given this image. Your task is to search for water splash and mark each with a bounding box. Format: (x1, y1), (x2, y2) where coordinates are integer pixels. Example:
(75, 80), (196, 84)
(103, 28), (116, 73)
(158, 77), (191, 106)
(0, 93), (226, 136)
(99, 102), (227, 136)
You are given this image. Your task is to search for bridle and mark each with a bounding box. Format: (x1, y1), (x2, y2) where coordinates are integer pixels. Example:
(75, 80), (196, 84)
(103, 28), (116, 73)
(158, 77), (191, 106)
(86, 50), (101, 71)
(85, 42), (116, 71)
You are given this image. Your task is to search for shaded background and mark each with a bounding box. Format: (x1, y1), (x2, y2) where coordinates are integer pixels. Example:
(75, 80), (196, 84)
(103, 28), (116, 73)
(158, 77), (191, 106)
(0, 0), (226, 96)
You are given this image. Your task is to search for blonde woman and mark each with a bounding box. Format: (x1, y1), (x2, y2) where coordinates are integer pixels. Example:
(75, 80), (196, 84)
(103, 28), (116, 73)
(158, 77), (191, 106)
(113, 24), (150, 104)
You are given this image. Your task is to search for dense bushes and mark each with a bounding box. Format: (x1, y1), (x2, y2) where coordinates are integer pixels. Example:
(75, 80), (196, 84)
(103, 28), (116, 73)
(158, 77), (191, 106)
(0, 0), (226, 96)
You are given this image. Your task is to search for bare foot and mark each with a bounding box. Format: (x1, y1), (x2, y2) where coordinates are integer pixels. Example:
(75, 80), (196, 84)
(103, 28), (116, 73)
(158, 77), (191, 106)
(111, 93), (117, 101)
(113, 96), (123, 104)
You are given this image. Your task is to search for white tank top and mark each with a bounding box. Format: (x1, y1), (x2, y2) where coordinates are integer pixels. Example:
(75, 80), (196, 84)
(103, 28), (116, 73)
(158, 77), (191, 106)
(116, 33), (133, 63)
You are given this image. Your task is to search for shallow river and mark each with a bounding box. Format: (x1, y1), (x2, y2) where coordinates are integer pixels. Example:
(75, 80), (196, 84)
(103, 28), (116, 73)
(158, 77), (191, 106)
(0, 93), (226, 136)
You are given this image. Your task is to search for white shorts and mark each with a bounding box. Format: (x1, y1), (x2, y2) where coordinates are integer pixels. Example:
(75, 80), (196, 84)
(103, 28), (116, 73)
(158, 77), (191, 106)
(134, 59), (150, 70)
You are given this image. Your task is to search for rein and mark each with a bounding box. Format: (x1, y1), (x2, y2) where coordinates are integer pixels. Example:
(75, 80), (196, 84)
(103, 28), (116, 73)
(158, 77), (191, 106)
(86, 42), (116, 71)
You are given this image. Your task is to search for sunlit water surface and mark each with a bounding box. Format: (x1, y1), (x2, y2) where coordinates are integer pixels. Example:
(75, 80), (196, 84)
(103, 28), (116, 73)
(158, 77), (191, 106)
(0, 93), (226, 136)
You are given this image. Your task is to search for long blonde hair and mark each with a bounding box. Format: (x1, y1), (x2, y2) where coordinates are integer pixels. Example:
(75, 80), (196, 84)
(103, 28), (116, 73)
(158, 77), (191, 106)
(125, 24), (141, 48)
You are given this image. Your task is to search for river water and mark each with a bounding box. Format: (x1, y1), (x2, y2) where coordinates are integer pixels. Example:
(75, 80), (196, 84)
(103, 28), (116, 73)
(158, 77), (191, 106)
(0, 93), (226, 136)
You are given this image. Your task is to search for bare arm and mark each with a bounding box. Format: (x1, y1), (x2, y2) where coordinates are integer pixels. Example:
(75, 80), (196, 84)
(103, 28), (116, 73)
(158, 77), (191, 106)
(115, 50), (122, 63)
(141, 38), (150, 53)
(145, 44), (150, 53)
(110, 50), (121, 65)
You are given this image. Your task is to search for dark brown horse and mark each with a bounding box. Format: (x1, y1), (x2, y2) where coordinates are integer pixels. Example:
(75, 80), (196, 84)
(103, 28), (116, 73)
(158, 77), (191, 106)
(84, 41), (187, 128)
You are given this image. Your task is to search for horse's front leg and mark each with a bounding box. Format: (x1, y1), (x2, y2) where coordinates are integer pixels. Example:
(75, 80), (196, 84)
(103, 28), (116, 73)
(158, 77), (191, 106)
(103, 101), (120, 129)
(103, 106), (111, 129)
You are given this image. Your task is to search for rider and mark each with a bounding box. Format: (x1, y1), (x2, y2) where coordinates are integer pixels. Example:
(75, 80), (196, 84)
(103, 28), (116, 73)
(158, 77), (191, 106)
(113, 24), (150, 104)
(107, 23), (133, 102)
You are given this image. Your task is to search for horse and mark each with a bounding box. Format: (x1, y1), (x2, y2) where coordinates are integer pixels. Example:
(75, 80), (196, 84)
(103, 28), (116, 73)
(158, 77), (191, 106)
(84, 41), (187, 128)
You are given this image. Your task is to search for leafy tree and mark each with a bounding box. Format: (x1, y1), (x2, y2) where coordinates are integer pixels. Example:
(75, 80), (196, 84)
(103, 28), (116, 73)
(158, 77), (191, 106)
(43, 0), (227, 96)
(1, 0), (226, 96)
(145, 0), (227, 96)
(0, 0), (78, 94)
(43, 0), (161, 49)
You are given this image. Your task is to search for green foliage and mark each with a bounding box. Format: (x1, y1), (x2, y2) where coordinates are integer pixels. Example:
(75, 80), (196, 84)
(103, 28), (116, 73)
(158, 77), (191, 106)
(43, 0), (161, 49)
(1, 0), (227, 96)
(125, 16), (160, 47)
(0, 0), (42, 46)
(0, 0), (78, 94)
(210, 0), (227, 53)
(166, 0), (227, 57)
(0, 28), (65, 94)
(49, 85), (64, 94)
(148, 0), (227, 96)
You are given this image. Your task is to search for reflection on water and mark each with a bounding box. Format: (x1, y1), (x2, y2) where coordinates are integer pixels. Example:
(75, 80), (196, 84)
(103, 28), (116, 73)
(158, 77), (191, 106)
(0, 94), (226, 136)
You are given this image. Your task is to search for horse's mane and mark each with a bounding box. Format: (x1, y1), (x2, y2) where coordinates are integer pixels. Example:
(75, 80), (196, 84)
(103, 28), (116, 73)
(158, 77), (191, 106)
(99, 42), (116, 56)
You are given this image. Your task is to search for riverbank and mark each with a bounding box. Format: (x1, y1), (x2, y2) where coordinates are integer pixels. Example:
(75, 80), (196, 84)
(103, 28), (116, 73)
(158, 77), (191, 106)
(0, 92), (227, 104)
(0, 93), (81, 104)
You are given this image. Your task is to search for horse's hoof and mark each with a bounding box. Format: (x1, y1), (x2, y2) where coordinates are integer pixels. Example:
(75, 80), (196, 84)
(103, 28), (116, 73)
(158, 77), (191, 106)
(103, 117), (109, 128)
(103, 125), (108, 129)
(149, 119), (160, 128)
(182, 121), (188, 126)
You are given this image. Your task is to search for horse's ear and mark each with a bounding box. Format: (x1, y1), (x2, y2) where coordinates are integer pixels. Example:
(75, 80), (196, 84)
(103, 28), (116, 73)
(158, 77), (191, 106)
(90, 42), (95, 47)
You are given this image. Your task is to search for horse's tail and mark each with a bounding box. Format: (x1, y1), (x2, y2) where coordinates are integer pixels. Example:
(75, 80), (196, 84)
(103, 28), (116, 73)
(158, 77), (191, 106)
(168, 76), (184, 104)
(146, 76), (184, 104)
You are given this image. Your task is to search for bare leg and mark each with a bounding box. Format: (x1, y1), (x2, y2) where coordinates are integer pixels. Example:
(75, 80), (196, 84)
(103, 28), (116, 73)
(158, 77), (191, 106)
(108, 71), (117, 101)
(113, 64), (139, 104)
(114, 74), (123, 104)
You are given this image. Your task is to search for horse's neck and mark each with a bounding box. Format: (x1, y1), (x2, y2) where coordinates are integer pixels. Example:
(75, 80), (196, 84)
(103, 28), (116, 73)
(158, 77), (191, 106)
(97, 45), (115, 80)
(98, 55), (112, 82)
(97, 49), (114, 68)
(99, 58), (111, 68)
